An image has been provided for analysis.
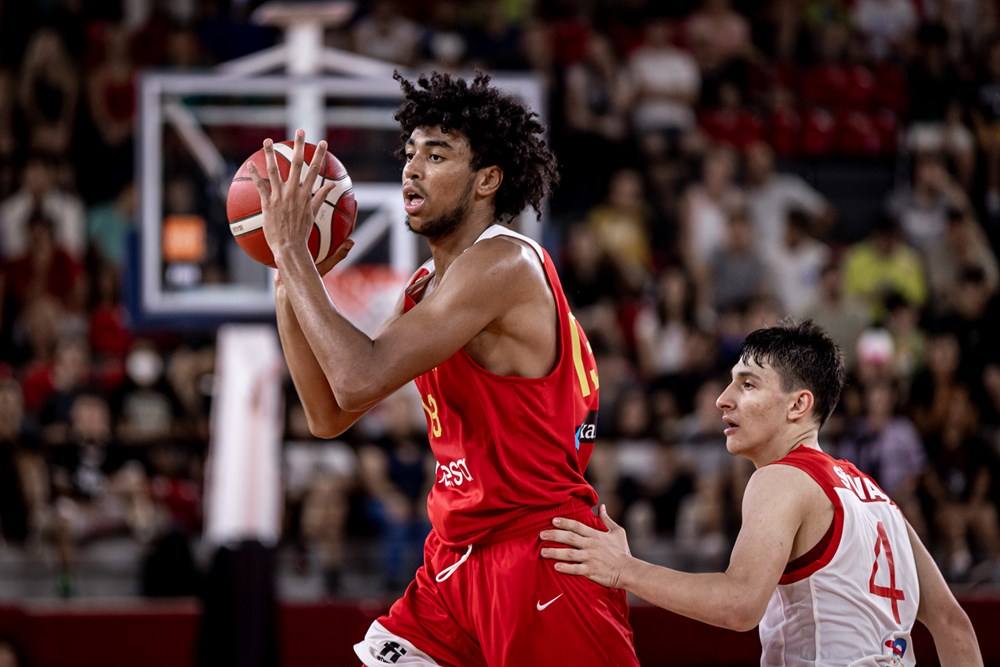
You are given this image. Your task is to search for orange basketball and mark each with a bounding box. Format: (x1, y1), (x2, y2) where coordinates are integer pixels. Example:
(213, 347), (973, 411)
(226, 140), (357, 268)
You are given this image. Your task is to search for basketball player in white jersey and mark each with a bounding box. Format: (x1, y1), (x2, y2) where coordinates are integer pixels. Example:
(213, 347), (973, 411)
(541, 321), (983, 666)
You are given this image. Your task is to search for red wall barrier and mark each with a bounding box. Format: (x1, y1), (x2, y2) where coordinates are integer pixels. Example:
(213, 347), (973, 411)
(0, 597), (997, 666)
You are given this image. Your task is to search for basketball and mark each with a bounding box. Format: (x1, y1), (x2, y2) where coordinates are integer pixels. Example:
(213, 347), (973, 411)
(226, 140), (357, 268)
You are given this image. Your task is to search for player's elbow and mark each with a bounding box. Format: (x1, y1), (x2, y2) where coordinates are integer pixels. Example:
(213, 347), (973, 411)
(307, 419), (343, 439)
(334, 379), (383, 414)
(720, 595), (766, 632)
(723, 608), (763, 633)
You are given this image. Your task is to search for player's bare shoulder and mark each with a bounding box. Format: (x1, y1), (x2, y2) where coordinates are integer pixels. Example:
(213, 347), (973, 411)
(748, 462), (828, 509)
(447, 235), (557, 377)
(751, 457), (834, 557)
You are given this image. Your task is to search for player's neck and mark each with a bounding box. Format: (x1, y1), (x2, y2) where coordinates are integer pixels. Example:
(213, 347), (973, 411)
(751, 428), (821, 468)
(426, 214), (494, 278)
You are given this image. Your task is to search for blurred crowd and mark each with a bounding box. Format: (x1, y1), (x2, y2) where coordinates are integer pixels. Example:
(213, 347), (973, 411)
(0, 0), (999, 605)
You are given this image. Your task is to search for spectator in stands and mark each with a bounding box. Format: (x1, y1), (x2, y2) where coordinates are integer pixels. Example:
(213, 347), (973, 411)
(86, 183), (135, 268)
(904, 24), (975, 185)
(562, 33), (632, 212)
(9, 297), (67, 403)
(559, 224), (626, 353)
(85, 25), (137, 201)
(843, 213), (926, 320)
(765, 208), (832, 317)
(416, 2), (469, 73)
(674, 378), (731, 566)
(2, 213), (85, 319)
(466, 3), (527, 71)
(164, 24), (205, 70)
(687, 0), (753, 105)
(0, 641), (20, 667)
(358, 391), (432, 593)
(17, 28), (78, 155)
(0, 157), (85, 261)
(935, 266), (1000, 376)
(851, 0), (917, 61)
(975, 38), (1000, 215)
(707, 207), (771, 312)
(87, 260), (131, 378)
(626, 20), (699, 158)
(635, 265), (700, 379)
(699, 81), (763, 150)
(910, 329), (964, 439)
(0, 69), (15, 198)
(744, 141), (832, 257)
(607, 387), (668, 539)
(680, 145), (744, 289)
(924, 206), (999, 307)
(351, 0), (421, 66)
(0, 378), (46, 547)
(114, 340), (179, 446)
(838, 381), (927, 536)
(587, 168), (653, 292)
(49, 391), (153, 594)
(884, 291), (926, 383)
(887, 151), (972, 261)
(803, 261), (870, 370)
(165, 345), (214, 445)
(38, 335), (92, 447)
(922, 387), (1000, 579)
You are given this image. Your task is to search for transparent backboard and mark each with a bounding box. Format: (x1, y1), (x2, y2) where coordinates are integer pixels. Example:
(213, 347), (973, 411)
(135, 72), (543, 326)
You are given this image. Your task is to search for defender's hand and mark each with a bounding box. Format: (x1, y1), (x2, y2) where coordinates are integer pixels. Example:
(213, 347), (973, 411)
(247, 129), (340, 258)
(540, 504), (633, 589)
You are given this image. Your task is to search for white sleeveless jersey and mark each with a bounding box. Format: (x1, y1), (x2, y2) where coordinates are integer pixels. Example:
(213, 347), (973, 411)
(759, 446), (919, 667)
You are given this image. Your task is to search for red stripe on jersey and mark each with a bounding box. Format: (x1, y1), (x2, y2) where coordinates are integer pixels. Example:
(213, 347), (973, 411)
(773, 446), (845, 584)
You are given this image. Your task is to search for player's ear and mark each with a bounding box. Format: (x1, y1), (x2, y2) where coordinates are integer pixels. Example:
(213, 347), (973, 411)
(476, 165), (503, 198)
(788, 389), (815, 423)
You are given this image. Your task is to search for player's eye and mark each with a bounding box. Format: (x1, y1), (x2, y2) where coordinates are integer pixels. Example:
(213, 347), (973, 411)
(742, 381), (754, 390)
(429, 154), (443, 162)
(404, 152), (414, 162)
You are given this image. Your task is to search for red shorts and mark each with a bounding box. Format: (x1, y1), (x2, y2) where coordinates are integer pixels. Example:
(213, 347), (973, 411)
(354, 500), (639, 666)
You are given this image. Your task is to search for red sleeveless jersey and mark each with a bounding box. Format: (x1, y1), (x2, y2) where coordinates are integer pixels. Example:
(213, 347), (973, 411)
(401, 226), (600, 547)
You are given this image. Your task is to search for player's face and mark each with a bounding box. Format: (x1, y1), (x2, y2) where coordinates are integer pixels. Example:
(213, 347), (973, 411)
(715, 359), (791, 458)
(402, 126), (477, 239)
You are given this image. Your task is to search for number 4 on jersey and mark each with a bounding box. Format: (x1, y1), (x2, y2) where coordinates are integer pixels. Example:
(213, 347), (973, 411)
(869, 521), (906, 624)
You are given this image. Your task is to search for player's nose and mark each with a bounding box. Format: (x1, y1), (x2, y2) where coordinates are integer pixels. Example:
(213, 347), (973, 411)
(716, 385), (735, 411)
(402, 156), (422, 181)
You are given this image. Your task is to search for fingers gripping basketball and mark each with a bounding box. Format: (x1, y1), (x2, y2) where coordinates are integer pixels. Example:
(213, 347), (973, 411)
(227, 140), (357, 268)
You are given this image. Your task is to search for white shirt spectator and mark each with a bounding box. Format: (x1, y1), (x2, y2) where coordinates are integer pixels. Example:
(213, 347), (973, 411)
(747, 174), (827, 257)
(628, 29), (700, 132)
(0, 187), (85, 259)
(853, 0), (917, 60)
(351, 5), (421, 65)
(766, 237), (831, 316)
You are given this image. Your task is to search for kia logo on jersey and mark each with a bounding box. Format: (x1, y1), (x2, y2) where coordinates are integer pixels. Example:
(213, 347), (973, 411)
(575, 410), (598, 450)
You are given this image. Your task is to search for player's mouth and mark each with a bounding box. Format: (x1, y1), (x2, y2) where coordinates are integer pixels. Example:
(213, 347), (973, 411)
(722, 416), (739, 436)
(404, 186), (426, 215)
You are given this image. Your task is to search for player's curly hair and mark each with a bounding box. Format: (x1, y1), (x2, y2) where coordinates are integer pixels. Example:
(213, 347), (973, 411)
(393, 70), (559, 223)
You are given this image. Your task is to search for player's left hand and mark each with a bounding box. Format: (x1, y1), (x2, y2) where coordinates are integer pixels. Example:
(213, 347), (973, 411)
(248, 129), (339, 258)
(540, 504), (633, 589)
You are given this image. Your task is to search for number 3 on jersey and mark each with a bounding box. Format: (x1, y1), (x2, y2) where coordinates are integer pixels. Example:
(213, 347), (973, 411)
(421, 392), (442, 438)
(869, 521), (906, 624)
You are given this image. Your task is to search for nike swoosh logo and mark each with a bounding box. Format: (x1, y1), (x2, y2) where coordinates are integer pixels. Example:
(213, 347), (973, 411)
(536, 594), (563, 611)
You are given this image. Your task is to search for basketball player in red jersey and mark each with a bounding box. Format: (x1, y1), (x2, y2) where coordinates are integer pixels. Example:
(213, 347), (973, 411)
(246, 72), (639, 666)
(542, 321), (983, 666)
